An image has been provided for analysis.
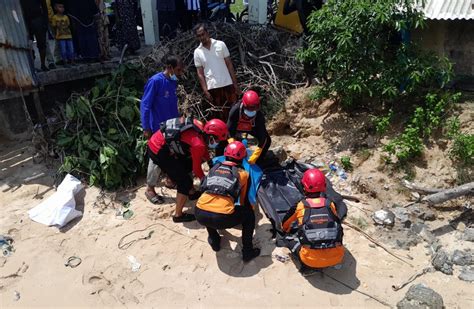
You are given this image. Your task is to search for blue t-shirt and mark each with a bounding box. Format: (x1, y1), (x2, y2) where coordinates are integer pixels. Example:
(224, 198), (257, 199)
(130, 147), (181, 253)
(140, 72), (179, 133)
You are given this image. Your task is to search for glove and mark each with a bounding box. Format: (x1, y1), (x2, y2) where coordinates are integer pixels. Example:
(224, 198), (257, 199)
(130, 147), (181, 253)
(248, 146), (263, 164)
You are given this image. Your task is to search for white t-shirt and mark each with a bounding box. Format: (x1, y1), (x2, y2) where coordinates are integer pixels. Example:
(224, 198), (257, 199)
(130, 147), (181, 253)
(194, 39), (233, 90)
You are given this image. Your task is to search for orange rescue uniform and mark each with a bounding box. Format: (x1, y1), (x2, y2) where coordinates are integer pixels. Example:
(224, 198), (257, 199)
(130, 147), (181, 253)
(196, 168), (249, 214)
(282, 198), (344, 268)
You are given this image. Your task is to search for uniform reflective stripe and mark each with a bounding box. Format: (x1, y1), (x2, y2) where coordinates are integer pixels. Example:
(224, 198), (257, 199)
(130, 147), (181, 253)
(206, 176), (236, 188)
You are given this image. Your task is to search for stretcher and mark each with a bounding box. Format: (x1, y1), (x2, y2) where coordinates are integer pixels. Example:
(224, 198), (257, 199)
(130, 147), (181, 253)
(257, 159), (347, 236)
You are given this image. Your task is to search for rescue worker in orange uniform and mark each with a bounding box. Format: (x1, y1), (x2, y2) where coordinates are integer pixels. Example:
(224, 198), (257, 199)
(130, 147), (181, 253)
(282, 168), (347, 271)
(227, 90), (271, 166)
(195, 141), (260, 262)
(148, 117), (229, 223)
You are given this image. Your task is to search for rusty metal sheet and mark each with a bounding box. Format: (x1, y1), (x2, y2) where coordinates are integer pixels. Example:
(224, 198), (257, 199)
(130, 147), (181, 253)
(0, 0), (37, 92)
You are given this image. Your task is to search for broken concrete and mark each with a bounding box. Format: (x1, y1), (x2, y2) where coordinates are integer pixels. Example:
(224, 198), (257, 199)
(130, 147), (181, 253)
(459, 266), (474, 282)
(431, 250), (453, 275)
(396, 283), (444, 309)
(451, 250), (473, 266)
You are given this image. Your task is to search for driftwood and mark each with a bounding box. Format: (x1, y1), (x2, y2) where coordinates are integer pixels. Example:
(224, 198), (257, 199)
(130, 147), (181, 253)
(422, 182), (474, 206)
(401, 180), (442, 195)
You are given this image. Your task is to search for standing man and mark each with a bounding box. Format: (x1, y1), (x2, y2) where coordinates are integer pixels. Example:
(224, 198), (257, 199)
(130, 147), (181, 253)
(20, 0), (49, 71)
(140, 55), (184, 205)
(193, 23), (240, 121)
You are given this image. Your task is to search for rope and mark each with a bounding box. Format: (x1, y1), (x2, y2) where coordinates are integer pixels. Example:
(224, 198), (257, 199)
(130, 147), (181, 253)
(118, 222), (206, 250)
(322, 271), (392, 308)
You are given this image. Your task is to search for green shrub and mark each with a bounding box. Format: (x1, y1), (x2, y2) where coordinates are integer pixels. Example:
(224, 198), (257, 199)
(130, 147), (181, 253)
(56, 64), (146, 189)
(372, 109), (393, 135)
(340, 156), (353, 171)
(299, 0), (453, 108)
(384, 92), (460, 163)
(447, 117), (474, 166)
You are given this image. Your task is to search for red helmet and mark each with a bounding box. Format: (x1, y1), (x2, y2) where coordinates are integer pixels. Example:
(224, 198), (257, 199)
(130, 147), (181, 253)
(301, 168), (326, 193)
(242, 90), (260, 111)
(224, 141), (247, 161)
(203, 119), (228, 141)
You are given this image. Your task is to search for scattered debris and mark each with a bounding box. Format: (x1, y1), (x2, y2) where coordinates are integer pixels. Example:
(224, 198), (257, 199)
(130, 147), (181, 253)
(451, 250), (473, 266)
(431, 250), (453, 275)
(64, 256), (82, 268)
(273, 253), (290, 263)
(392, 267), (434, 291)
(396, 284), (444, 309)
(459, 266), (474, 282)
(372, 209), (395, 227)
(392, 207), (411, 228)
(0, 235), (14, 257)
(116, 202), (134, 220)
(127, 255), (141, 272)
(406, 204), (436, 222)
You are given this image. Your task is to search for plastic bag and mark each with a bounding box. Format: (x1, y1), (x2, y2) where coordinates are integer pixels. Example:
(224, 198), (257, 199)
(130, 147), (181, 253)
(28, 174), (83, 228)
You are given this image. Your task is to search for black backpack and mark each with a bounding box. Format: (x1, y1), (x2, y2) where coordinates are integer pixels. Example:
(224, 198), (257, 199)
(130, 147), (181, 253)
(200, 163), (241, 200)
(297, 198), (343, 249)
(160, 117), (202, 156)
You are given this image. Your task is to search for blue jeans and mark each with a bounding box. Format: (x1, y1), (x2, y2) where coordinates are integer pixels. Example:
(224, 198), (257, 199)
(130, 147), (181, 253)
(58, 39), (74, 61)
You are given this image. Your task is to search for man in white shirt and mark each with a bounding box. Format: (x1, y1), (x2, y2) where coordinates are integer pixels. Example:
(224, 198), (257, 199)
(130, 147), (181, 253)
(193, 23), (240, 121)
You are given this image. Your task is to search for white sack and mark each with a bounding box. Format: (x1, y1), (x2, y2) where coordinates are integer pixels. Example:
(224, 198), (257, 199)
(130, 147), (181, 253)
(28, 174), (83, 228)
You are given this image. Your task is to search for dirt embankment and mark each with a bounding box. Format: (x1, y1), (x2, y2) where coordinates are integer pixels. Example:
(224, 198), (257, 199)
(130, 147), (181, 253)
(0, 88), (473, 308)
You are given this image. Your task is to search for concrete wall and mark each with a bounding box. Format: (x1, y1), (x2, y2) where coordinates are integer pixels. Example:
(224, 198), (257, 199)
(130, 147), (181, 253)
(413, 20), (474, 77)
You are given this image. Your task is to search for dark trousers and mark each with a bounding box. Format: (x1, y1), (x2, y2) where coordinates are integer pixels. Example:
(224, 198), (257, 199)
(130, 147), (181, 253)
(147, 146), (193, 195)
(208, 85), (237, 122)
(195, 206), (255, 251)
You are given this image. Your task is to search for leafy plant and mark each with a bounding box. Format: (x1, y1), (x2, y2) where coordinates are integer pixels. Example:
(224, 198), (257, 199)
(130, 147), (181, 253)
(340, 156), (353, 171)
(446, 117), (474, 167)
(384, 92), (460, 163)
(372, 109), (393, 135)
(56, 64), (146, 189)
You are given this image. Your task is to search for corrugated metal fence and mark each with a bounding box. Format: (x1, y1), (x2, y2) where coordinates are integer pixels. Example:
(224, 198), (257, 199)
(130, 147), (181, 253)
(423, 0), (474, 20)
(0, 0), (37, 93)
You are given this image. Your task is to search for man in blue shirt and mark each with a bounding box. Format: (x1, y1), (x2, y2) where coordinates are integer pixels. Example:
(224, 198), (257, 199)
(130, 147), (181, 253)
(141, 55), (184, 204)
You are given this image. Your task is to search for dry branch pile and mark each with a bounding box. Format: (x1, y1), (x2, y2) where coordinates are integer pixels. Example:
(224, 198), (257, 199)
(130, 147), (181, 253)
(142, 23), (304, 119)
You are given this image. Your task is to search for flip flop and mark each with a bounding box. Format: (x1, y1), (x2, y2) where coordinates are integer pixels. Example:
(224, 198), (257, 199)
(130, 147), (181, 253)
(145, 192), (164, 204)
